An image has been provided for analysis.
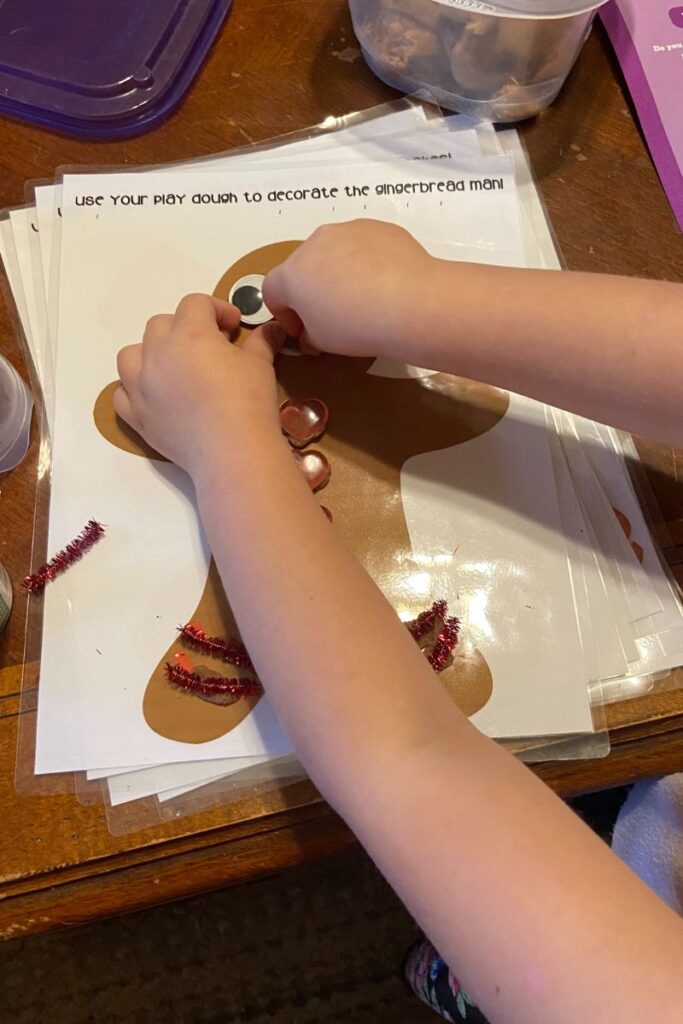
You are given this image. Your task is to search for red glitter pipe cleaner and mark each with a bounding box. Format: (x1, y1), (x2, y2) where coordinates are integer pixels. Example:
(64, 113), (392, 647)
(406, 600), (460, 671)
(406, 600), (449, 643)
(176, 600), (459, 704)
(164, 662), (263, 698)
(23, 519), (105, 594)
(426, 616), (460, 672)
(177, 622), (255, 671)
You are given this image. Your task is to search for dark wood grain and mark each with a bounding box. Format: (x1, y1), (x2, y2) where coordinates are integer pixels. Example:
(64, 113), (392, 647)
(0, 1), (682, 940)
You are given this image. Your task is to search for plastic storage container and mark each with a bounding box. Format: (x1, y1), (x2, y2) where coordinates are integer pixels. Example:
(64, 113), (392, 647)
(349, 0), (609, 122)
(0, 355), (33, 474)
(0, 564), (11, 634)
(0, 0), (233, 138)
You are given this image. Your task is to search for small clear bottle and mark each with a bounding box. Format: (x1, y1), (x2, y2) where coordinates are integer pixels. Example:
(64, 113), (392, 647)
(0, 354), (33, 473)
(0, 563), (12, 634)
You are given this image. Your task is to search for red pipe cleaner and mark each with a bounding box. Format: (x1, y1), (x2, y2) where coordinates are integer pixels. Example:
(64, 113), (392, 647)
(164, 662), (263, 698)
(173, 598), (459, 707)
(178, 622), (255, 671)
(426, 616), (460, 672)
(405, 600), (449, 643)
(406, 600), (460, 670)
(23, 519), (105, 593)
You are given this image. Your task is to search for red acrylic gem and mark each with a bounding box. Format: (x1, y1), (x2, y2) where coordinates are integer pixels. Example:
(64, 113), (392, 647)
(279, 398), (329, 448)
(292, 449), (331, 492)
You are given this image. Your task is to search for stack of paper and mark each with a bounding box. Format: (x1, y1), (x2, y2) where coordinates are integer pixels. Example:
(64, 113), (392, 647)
(2, 104), (681, 820)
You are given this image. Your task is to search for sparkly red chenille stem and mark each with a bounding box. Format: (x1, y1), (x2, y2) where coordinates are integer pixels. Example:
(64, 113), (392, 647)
(178, 623), (255, 671)
(405, 600), (460, 670)
(406, 600), (449, 643)
(164, 662), (263, 698)
(426, 616), (460, 671)
(174, 598), (460, 704)
(23, 519), (105, 594)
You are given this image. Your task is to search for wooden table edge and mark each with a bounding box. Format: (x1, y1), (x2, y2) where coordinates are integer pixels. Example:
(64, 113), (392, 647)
(0, 808), (356, 941)
(1, 689), (681, 940)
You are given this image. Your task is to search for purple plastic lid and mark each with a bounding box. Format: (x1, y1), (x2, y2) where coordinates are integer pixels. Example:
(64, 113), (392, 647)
(0, 0), (233, 138)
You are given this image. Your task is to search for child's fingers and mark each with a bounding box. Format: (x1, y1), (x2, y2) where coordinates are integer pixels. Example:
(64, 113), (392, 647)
(143, 314), (174, 341)
(117, 343), (142, 387)
(242, 322), (288, 364)
(112, 383), (138, 430)
(299, 329), (320, 357)
(262, 269), (304, 339)
(174, 293), (241, 337)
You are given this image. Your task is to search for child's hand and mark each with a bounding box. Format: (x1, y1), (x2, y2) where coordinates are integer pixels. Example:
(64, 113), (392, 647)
(115, 294), (285, 477)
(263, 220), (434, 357)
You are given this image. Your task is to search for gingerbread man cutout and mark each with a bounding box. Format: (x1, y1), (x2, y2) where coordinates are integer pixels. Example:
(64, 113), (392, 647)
(94, 241), (509, 744)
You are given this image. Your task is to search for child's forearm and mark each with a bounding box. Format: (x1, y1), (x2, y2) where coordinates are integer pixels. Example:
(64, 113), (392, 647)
(195, 430), (469, 783)
(195, 440), (683, 1024)
(396, 262), (682, 445)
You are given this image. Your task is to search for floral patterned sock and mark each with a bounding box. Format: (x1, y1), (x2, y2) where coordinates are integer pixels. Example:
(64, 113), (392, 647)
(404, 938), (489, 1023)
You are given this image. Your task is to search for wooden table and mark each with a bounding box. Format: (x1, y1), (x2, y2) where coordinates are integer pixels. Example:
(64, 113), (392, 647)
(0, 0), (682, 941)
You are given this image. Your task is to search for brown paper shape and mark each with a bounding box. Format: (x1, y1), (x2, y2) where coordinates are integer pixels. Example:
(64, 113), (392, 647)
(94, 241), (508, 744)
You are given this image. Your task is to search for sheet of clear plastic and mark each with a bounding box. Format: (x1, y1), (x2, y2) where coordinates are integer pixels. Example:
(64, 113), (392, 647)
(5, 99), (678, 835)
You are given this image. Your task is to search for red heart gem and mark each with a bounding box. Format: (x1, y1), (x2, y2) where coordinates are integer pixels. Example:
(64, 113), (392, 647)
(279, 398), (329, 448)
(292, 449), (331, 492)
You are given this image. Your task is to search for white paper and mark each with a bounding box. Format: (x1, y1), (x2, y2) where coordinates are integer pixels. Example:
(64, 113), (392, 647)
(107, 755), (272, 806)
(402, 393), (594, 739)
(35, 152), (538, 774)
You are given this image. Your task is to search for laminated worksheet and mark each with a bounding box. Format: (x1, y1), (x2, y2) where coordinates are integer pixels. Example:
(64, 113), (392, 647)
(34, 153), (594, 775)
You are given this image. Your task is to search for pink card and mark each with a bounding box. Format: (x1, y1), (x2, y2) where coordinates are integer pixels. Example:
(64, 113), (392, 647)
(601, 1), (683, 230)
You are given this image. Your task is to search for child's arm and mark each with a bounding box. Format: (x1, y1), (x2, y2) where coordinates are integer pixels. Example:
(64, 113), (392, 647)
(117, 295), (683, 1024)
(263, 220), (683, 445)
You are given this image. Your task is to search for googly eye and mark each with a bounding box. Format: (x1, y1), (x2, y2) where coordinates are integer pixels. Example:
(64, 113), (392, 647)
(228, 274), (273, 326)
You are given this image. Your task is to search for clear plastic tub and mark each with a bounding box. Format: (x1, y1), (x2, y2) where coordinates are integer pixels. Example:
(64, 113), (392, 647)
(349, 0), (609, 122)
(0, 563), (12, 633)
(0, 355), (33, 474)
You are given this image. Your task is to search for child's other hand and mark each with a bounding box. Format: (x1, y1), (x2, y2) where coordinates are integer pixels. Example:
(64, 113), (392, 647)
(115, 294), (285, 477)
(263, 220), (434, 358)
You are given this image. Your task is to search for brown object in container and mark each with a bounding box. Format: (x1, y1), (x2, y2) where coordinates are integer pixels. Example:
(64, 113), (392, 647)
(380, 0), (444, 31)
(362, 11), (443, 75)
(532, 18), (589, 81)
(448, 14), (547, 98)
(351, 0), (599, 121)
(448, 25), (514, 98)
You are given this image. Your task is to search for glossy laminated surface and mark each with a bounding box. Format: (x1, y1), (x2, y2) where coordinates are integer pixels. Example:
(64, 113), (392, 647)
(0, 0), (233, 137)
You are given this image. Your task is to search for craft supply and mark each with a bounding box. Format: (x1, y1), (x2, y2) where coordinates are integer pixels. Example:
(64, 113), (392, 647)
(407, 600), (460, 670)
(0, 354), (33, 473)
(601, 1), (683, 231)
(229, 274), (273, 325)
(292, 449), (332, 492)
(280, 399), (330, 448)
(179, 623), (255, 671)
(0, 564), (12, 633)
(349, 0), (608, 121)
(176, 603), (460, 709)
(23, 519), (105, 593)
(165, 662), (263, 703)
